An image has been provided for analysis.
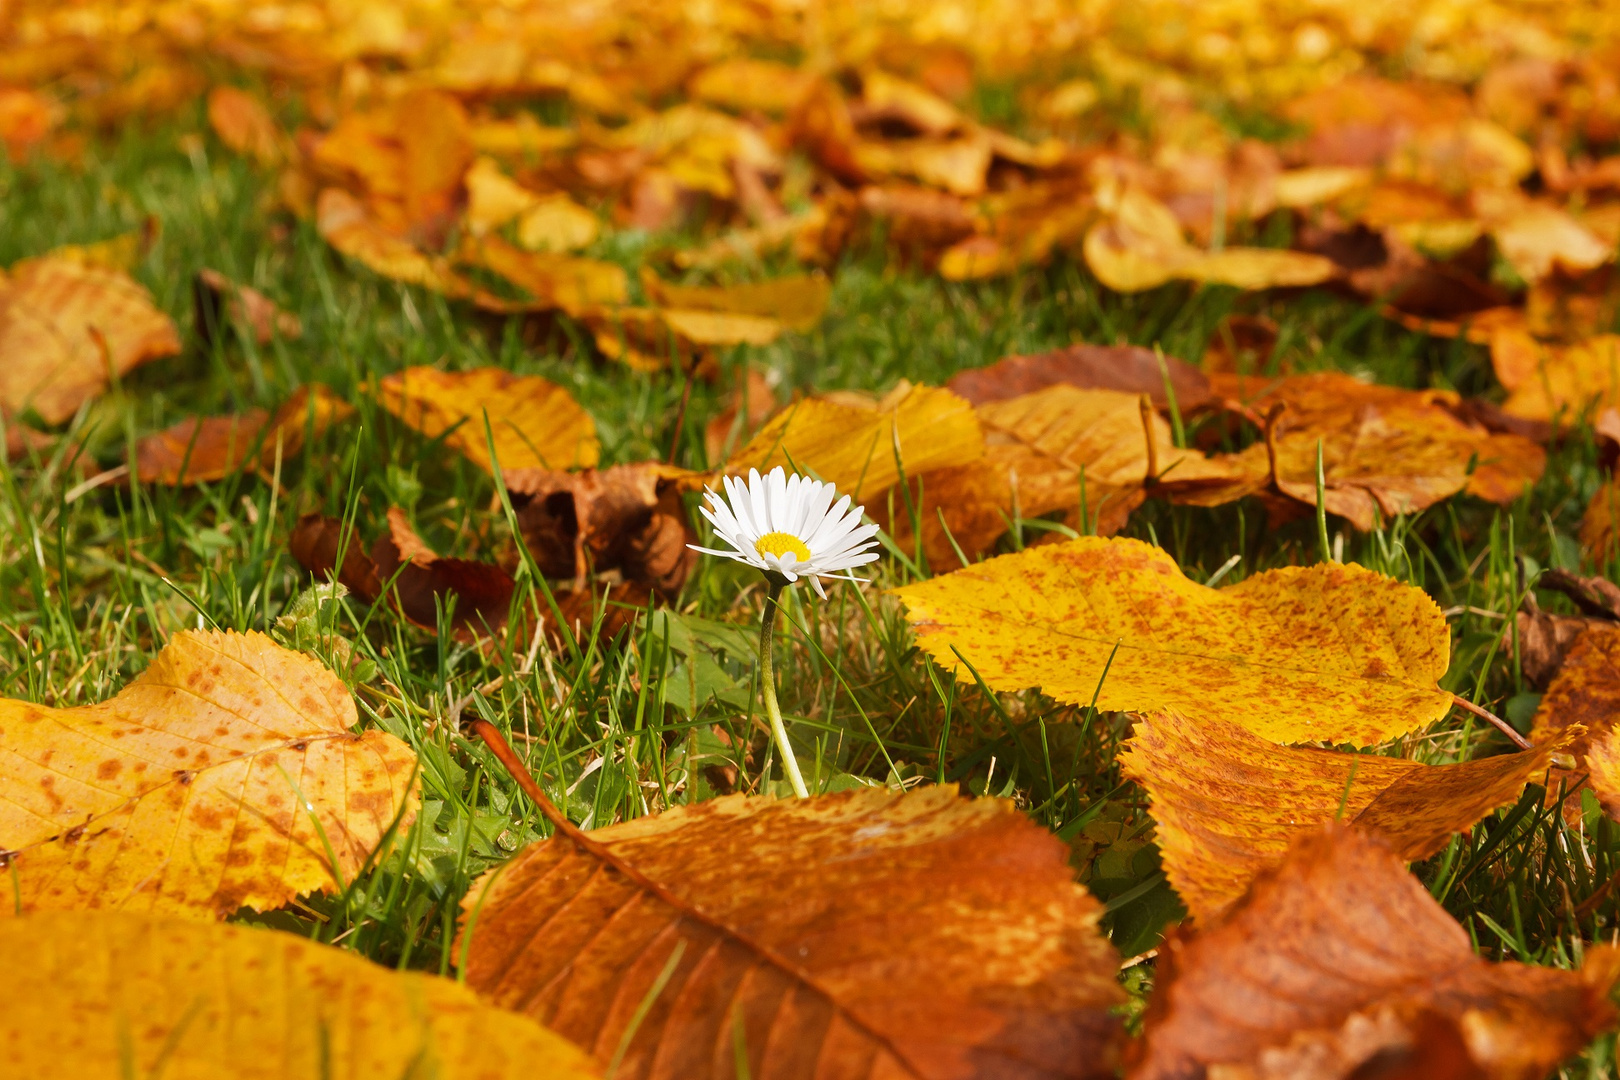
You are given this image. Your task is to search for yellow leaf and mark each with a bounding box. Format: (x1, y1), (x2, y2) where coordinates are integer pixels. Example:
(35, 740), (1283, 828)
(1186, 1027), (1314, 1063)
(206, 85), (283, 166)
(722, 382), (984, 501)
(315, 189), (473, 297)
(459, 234), (626, 313)
(641, 270), (831, 331)
(1123, 710), (1567, 921)
(516, 193), (599, 253)
(687, 58), (814, 115)
(0, 254), (181, 425)
(894, 536), (1453, 745)
(1, 911), (599, 1078)
(1491, 200), (1611, 284)
(464, 155), (540, 235)
(374, 365), (600, 473)
(0, 630), (417, 919)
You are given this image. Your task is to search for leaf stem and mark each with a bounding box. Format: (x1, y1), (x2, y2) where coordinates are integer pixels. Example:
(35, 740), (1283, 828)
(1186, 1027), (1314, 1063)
(759, 580), (809, 797)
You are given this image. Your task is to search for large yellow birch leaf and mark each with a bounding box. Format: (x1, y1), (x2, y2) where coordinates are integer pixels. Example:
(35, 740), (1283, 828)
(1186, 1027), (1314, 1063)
(373, 365), (600, 473)
(0, 630), (417, 919)
(721, 382), (983, 501)
(893, 536), (1453, 745)
(0, 255), (181, 425)
(0, 911), (599, 1079)
(459, 782), (1125, 1080)
(1122, 711), (1565, 921)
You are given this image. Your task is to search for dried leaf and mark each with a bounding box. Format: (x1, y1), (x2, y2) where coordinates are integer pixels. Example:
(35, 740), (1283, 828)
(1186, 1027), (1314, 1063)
(1129, 826), (1620, 1080)
(0, 630), (417, 918)
(1122, 711), (1563, 921)
(464, 155), (542, 235)
(459, 785), (1125, 1080)
(460, 233), (626, 313)
(1497, 332), (1620, 421)
(506, 462), (698, 595)
(1489, 200), (1612, 284)
(193, 267), (302, 345)
(316, 188), (475, 297)
(947, 343), (1213, 411)
(516, 193), (600, 253)
(0, 254), (181, 425)
(1531, 624), (1620, 815)
(133, 385), (352, 485)
(891, 387), (1240, 566)
(373, 365), (599, 473)
(2, 911), (599, 1079)
(722, 382), (983, 502)
(894, 536), (1453, 746)
(206, 85), (283, 166)
(641, 271), (831, 332)
(688, 59), (814, 115)
(291, 510), (516, 638)
(704, 366), (777, 463)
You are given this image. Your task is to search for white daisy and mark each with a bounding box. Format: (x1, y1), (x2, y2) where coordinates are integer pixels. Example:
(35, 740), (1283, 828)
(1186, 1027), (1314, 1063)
(692, 467), (881, 598)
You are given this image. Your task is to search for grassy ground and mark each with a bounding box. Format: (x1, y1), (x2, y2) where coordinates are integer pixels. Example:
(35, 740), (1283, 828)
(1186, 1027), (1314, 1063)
(3, 111), (1618, 1068)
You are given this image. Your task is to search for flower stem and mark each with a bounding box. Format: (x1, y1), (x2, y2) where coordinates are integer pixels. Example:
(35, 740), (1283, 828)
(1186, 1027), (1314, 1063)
(758, 581), (809, 798)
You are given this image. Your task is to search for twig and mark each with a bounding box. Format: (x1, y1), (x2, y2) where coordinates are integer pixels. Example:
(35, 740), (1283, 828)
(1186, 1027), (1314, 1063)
(1451, 693), (1532, 750)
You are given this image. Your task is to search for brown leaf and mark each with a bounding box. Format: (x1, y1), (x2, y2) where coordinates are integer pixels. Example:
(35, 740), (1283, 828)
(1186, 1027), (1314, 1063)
(316, 188), (477, 297)
(506, 462), (698, 596)
(0, 630), (418, 918)
(1202, 314), (1281, 376)
(459, 233), (627, 314)
(1129, 825), (1620, 1080)
(0, 254), (181, 425)
(193, 267), (302, 345)
(947, 343), (1213, 411)
(459, 785), (1125, 1080)
(206, 85), (284, 166)
(133, 385), (352, 486)
(1531, 624), (1620, 813)
(1122, 711), (1565, 922)
(704, 366), (777, 463)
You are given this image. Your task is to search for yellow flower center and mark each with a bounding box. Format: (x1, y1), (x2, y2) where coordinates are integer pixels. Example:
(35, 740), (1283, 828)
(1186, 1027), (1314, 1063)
(754, 531), (812, 563)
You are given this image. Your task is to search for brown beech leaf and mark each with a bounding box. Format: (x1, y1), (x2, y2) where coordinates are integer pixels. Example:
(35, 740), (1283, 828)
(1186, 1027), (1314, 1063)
(888, 386), (1241, 567)
(458, 783), (1125, 1080)
(1496, 332), (1620, 422)
(206, 85), (284, 166)
(1122, 711), (1564, 922)
(0, 630), (418, 919)
(505, 462), (698, 596)
(3, 911), (601, 1080)
(291, 510), (516, 637)
(1128, 826), (1620, 1080)
(0, 253), (181, 425)
(894, 536), (1453, 746)
(193, 267), (302, 345)
(640, 270), (831, 332)
(1209, 372), (1545, 528)
(722, 381), (982, 501)
(946, 343), (1213, 411)
(1510, 569), (1620, 685)
(133, 385), (352, 485)
(373, 365), (599, 473)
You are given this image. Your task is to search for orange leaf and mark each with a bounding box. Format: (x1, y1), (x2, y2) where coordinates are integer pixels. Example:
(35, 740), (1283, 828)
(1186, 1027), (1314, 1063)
(206, 85), (283, 166)
(0, 630), (418, 919)
(458, 785), (1126, 1080)
(0, 254), (181, 425)
(1129, 826), (1620, 1080)
(1122, 711), (1566, 921)
(133, 385), (352, 486)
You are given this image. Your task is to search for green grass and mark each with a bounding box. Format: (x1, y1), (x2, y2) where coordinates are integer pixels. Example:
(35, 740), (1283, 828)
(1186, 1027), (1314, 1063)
(3, 110), (1620, 1070)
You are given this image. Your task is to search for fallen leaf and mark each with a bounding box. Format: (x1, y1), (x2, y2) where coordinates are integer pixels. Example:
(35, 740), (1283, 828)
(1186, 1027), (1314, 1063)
(722, 381), (983, 501)
(517, 192), (600, 253)
(1201, 314), (1280, 376)
(399, 88), (475, 238)
(1128, 826), (1620, 1080)
(1489, 200), (1612, 284)
(2, 911), (599, 1078)
(459, 784), (1126, 1080)
(0, 254), (181, 425)
(1531, 624), (1620, 816)
(505, 462), (698, 596)
(1583, 476), (1620, 560)
(0, 630), (417, 918)
(373, 365), (600, 473)
(206, 85), (283, 166)
(890, 387), (1240, 567)
(640, 270), (831, 332)
(0, 88), (60, 158)
(133, 384), (352, 485)
(291, 510), (516, 637)
(894, 536), (1453, 746)
(460, 233), (626, 313)
(687, 58), (814, 115)
(1497, 333), (1620, 421)
(464, 155), (542, 235)
(947, 343), (1213, 411)
(316, 188), (475, 297)
(1122, 710), (1563, 921)
(193, 267), (302, 345)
